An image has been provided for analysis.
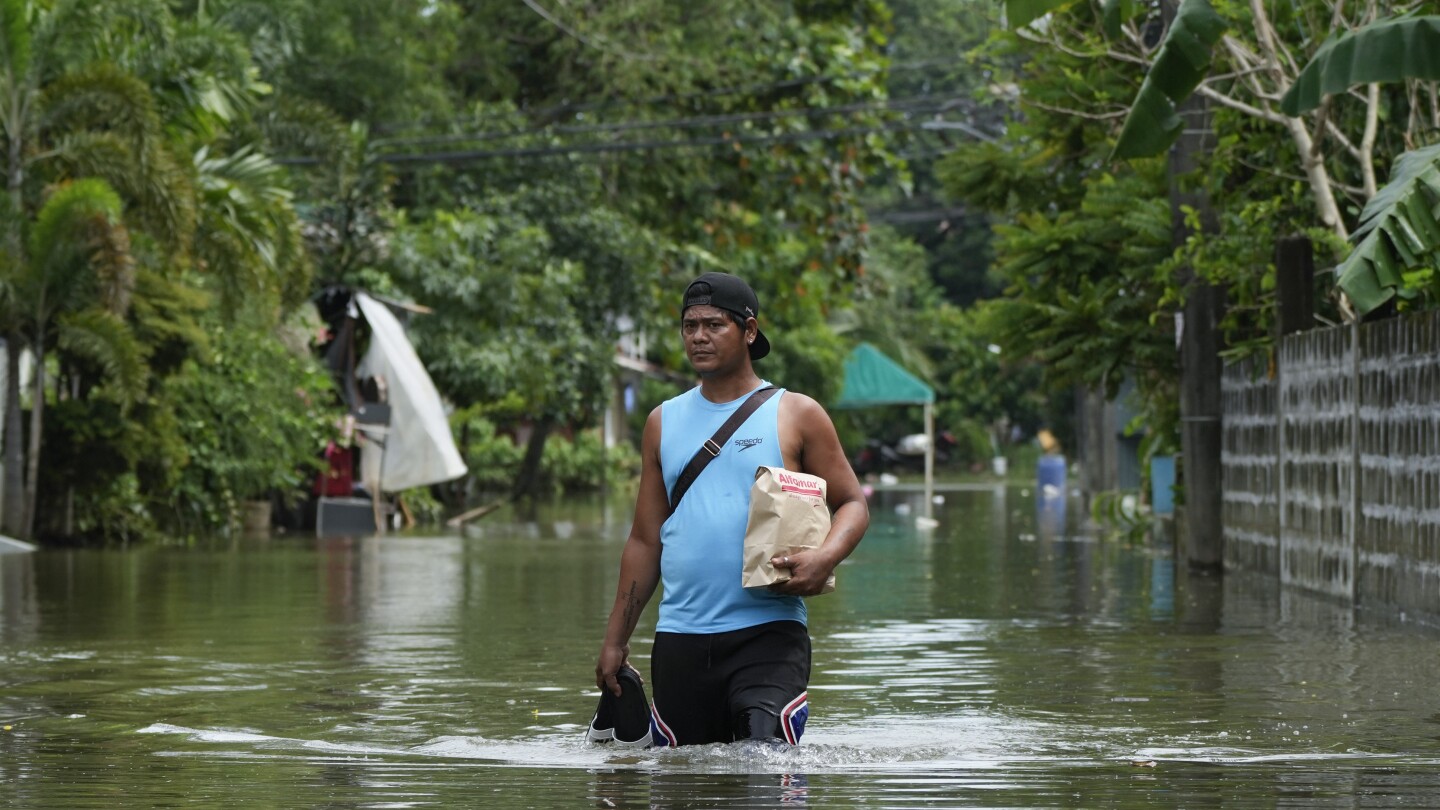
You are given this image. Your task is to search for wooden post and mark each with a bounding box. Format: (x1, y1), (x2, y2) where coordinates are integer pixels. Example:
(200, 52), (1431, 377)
(924, 401), (934, 522)
(1179, 282), (1224, 569)
(1275, 235), (1315, 336)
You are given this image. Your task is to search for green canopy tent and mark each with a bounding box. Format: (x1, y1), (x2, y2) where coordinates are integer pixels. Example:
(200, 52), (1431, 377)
(834, 343), (938, 525)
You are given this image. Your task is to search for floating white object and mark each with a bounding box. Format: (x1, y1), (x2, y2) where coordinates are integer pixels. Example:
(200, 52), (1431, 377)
(915, 516), (939, 530)
(932, 494), (945, 505)
(879, 473), (899, 486)
(896, 433), (930, 455)
(0, 534), (36, 554)
(894, 502), (911, 514)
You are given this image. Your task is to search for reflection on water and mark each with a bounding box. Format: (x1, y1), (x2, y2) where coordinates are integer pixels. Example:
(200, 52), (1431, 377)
(3, 487), (1440, 808)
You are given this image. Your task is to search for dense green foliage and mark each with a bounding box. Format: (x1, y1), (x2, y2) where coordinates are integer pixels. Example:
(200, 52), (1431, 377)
(162, 316), (334, 533)
(1, 0), (329, 541)
(936, 15), (1183, 460)
(944, 0), (1440, 487)
(2, 0), (1064, 542)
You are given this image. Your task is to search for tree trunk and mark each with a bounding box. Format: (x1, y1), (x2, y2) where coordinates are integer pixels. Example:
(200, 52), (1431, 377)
(1243, 0), (1349, 240)
(1285, 118), (1348, 239)
(2, 335), (23, 536)
(3, 84), (26, 537)
(20, 343), (43, 539)
(511, 418), (554, 504)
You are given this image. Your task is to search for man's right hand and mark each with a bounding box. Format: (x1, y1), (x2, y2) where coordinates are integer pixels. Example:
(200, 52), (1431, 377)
(596, 643), (633, 696)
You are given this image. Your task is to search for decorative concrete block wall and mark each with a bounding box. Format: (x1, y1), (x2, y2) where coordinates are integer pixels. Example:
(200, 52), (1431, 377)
(1221, 311), (1440, 616)
(1221, 356), (1279, 575)
(1277, 326), (1355, 600)
(1355, 315), (1440, 616)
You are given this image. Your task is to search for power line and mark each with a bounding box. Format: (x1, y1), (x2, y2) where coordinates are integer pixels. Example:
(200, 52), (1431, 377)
(869, 206), (981, 225)
(278, 121), (931, 166)
(519, 0), (606, 53)
(374, 59), (969, 134)
(920, 119), (1000, 143)
(518, 0), (668, 64)
(373, 94), (971, 150)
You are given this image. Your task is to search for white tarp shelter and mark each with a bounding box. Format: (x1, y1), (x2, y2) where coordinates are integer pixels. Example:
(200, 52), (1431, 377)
(354, 292), (467, 492)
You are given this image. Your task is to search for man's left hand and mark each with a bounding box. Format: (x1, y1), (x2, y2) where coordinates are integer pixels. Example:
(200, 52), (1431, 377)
(768, 550), (833, 596)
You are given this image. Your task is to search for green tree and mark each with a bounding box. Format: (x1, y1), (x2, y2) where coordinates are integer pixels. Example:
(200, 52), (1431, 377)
(1280, 18), (1440, 313)
(234, 1), (907, 500)
(1005, 0), (1440, 315)
(833, 225), (1048, 460)
(386, 186), (662, 501)
(193, 0), (460, 127)
(13, 179), (146, 538)
(2, 0), (325, 541)
(436, 1), (899, 396)
(870, 0), (1007, 306)
(936, 22), (1181, 458)
(193, 144), (309, 314)
(162, 313), (333, 533)
(0, 0), (194, 538)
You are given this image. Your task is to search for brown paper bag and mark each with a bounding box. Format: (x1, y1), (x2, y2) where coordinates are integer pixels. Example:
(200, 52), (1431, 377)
(741, 466), (836, 594)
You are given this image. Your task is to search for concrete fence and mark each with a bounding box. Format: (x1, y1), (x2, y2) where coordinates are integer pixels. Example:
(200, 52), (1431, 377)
(1220, 310), (1440, 616)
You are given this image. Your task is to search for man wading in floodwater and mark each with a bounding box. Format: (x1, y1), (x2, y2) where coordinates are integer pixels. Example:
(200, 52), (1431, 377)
(592, 272), (869, 747)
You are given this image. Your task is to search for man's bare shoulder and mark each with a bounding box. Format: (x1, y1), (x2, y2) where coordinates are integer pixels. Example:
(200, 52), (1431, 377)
(777, 391), (840, 456)
(640, 405), (664, 454)
(779, 390), (830, 422)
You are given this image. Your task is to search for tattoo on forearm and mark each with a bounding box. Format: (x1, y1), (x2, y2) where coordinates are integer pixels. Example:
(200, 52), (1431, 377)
(620, 581), (639, 630)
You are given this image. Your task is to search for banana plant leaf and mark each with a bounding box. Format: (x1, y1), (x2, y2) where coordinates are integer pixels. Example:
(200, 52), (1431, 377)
(1281, 16), (1440, 117)
(1337, 142), (1440, 313)
(1103, 0), (1137, 40)
(1110, 0), (1227, 160)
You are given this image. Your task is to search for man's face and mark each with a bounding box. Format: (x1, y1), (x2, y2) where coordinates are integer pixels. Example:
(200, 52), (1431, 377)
(681, 304), (752, 376)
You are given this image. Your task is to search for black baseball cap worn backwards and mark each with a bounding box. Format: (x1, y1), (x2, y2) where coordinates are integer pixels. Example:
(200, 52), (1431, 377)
(681, 272), (771, 360)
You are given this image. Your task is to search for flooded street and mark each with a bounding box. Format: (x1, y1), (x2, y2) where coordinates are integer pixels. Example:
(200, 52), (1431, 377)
(3, 486), (1440, 808)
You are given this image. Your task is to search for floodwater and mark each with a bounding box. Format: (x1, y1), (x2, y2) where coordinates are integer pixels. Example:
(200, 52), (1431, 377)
(3, 486), (1440, 808)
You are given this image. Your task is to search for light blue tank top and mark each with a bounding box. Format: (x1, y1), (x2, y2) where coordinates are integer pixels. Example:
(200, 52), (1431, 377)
(657, 383), (807, 634)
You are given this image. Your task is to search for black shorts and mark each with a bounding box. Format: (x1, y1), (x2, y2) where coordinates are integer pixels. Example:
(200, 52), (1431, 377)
(648, 620), (812, 747)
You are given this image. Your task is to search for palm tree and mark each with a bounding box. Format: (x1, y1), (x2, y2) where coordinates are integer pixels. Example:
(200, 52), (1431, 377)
(194, 144), (310, 316)
(0, 0), (191, 537)
(15, 179), (143, 537)
(1, 0), (38, 534)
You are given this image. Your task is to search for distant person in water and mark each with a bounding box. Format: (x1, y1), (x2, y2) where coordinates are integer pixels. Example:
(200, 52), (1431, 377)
(593, 272), (869, 746)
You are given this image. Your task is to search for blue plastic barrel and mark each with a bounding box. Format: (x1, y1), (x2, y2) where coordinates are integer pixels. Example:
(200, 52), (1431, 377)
(1150, 455), (1175, 515)
(1037, 454), (1066, 498)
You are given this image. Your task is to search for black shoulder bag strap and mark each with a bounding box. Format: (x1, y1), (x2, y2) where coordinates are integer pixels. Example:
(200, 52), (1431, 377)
(668, 385), (779, 512)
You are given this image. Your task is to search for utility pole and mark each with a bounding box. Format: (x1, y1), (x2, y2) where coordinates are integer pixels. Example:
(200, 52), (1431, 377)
(1167, 3), (1224, 570)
